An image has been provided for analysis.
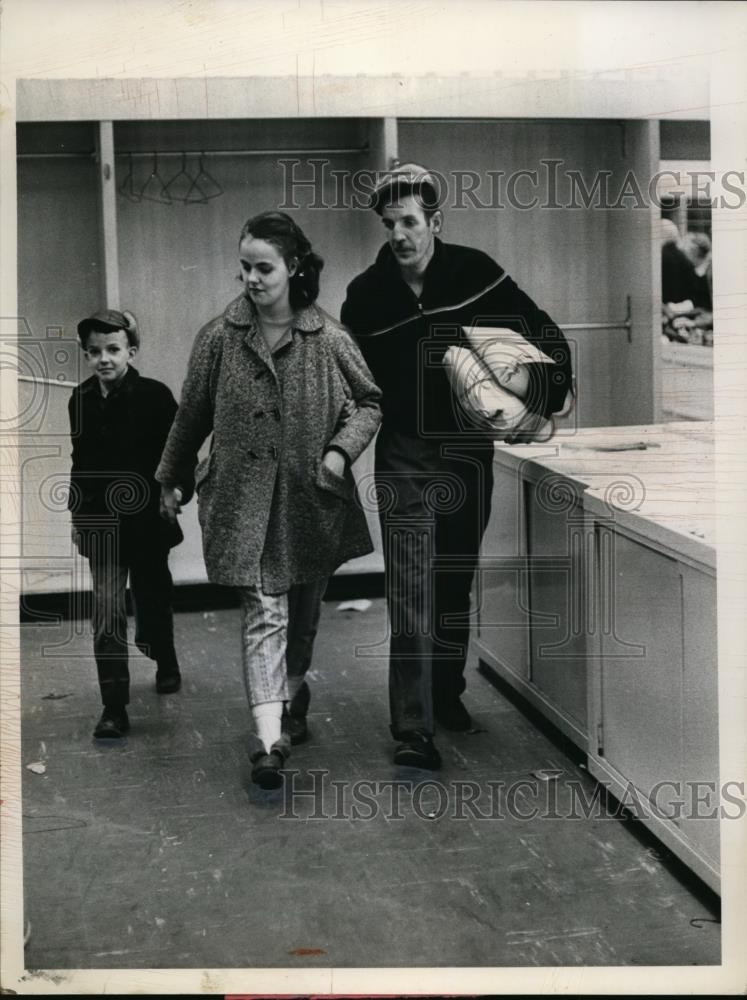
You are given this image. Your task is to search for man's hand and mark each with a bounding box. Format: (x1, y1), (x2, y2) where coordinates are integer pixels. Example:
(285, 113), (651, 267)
(494, 362), (530, 400)
(322, 449), (346, 478)
(160, 486), (183, 523)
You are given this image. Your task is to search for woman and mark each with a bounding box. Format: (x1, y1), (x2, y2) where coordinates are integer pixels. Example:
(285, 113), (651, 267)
(157, 211), (381, 789)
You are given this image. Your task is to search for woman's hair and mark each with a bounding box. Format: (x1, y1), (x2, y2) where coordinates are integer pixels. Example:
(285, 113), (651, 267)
(239, 211), (324, 309)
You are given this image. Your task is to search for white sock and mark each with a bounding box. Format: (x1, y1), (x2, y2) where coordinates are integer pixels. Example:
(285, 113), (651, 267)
(253, 701), (283, 753)
(287, 675), (303, 701)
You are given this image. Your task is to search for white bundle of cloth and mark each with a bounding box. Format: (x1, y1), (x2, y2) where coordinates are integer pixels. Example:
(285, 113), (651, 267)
(444, 326), (557, 441)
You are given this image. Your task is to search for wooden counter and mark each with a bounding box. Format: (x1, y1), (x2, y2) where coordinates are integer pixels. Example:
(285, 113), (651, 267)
(475, 422), (719, 892)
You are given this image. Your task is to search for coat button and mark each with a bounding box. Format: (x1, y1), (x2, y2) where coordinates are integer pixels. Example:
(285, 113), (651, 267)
(272, 407), (281, 421)
(269, 446), (279, 460)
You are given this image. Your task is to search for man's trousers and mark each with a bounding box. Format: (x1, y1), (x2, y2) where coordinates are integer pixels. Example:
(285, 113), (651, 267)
(375, 429), (494, 739)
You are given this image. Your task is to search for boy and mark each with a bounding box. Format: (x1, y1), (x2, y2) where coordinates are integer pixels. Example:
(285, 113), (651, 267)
(69, 309), (183, 740)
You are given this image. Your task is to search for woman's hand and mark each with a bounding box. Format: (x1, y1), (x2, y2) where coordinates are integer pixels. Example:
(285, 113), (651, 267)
(160, 486), (183, 523)
(322, 449), (346, 478)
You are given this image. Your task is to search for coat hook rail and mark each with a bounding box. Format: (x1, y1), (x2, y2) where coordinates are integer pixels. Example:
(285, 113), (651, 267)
(18, 145), (370, 160)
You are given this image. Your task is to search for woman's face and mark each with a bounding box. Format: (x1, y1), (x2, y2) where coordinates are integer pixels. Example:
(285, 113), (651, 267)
(238, 235), (296, 312)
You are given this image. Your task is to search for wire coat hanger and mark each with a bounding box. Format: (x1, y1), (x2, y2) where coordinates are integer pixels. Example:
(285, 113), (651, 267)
(163, 152), (200, 203)
(117, 153), (141, 203)
(185, 152), (223, 202)
(139, 152), (172, 204)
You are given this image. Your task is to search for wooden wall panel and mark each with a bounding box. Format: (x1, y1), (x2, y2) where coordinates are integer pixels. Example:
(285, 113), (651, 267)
(17, 155), (101, 359)
(115, 120), (385, 583)
(16, 116), (665, 590)
(606, 121), (660, 426)
(396, 119), (661, 429)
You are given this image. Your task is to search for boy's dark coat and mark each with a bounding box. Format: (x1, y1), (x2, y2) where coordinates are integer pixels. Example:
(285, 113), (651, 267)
(68, 365), (182, 557)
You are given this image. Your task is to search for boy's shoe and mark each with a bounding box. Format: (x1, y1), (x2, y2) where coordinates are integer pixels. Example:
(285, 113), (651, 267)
(93, 707), (130, 740)
(155, 652), (182, 693)
(434, 695), (473, 732)
(393, 731), (442, 771)
(155, 669), (181, 694)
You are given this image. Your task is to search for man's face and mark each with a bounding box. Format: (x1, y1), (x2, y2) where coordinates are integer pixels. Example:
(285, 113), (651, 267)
(380, 194), (440, 272)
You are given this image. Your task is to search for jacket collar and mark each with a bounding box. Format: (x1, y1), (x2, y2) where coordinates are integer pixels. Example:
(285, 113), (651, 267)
(223, 292), (324, 334)
(80, 364), (139, 397)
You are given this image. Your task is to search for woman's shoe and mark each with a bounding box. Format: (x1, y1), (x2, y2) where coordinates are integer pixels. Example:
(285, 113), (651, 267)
(250, 748), (286, 789)
(282, 705), (309, 745)
(285, 681), (311, 744)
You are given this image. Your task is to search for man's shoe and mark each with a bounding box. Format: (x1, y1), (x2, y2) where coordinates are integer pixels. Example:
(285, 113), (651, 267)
(434, 696), (473, 732)
(93, 707), (130, 740)
(393, 732), (442, 770)
(282, 706), (309, 746)
(155, 669), (181, 694)
(250, 748), (286, 790)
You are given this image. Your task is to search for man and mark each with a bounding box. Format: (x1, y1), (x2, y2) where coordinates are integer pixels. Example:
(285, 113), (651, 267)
(341, 162), (573, 770)
(660, 218), (701, 308)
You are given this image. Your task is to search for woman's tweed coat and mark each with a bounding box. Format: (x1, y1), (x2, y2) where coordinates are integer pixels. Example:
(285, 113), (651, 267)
(156, 293), (382, 593)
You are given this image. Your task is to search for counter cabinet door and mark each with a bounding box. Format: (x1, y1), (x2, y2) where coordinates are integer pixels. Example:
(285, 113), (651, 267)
(524, 476), (589, 735)
(475, 461), (532, 683)
(591, 526), (719, 883)
(679, 562), (720, 870)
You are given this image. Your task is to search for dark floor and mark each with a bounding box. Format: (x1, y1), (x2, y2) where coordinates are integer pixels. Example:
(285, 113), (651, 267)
(20, 599), (720, 969)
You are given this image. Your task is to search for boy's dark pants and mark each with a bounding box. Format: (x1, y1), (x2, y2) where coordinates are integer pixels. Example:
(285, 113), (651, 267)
(375, 429), (494, 739)
(87, 535), (175, 708)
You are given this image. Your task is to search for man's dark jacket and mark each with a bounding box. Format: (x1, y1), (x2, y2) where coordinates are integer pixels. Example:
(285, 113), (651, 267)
(340, 239), (573, 438)
(662, 240), (711, 310)
(68, 365), (182, 555)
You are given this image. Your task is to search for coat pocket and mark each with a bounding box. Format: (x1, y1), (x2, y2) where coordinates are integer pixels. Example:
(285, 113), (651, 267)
(195, 453), (216, 530)
(316, 459), (354, 502)
(195, 452), (214, 494)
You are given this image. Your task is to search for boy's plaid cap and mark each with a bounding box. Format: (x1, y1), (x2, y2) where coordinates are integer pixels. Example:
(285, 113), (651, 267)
(77, 309), (139, 346)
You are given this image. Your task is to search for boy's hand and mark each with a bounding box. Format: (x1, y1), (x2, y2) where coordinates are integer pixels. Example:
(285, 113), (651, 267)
(160, 486), (183, 523)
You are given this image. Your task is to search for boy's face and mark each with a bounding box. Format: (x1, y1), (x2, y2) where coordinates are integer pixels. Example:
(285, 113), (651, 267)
(83, 329), (136, 388)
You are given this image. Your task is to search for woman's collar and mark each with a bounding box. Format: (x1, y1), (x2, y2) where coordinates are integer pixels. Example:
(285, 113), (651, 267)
(223, 293), (324, 333)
